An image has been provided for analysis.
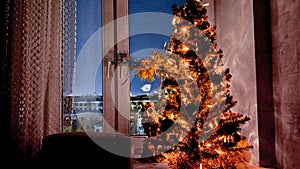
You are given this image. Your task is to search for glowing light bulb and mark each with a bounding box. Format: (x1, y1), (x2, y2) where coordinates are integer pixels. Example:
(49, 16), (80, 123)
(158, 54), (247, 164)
(215, 149), (222, 154)
(182, 45), (190, 53)
(181, 27), (188, 32)
(170, 114), (174, 119)
(205, 143), (211, 147)
(203, 3), (209, 7)
(200, 163), (203, 169)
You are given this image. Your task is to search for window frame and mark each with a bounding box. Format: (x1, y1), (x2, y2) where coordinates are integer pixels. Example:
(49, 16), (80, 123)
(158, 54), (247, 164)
(102, 0), (130, 135)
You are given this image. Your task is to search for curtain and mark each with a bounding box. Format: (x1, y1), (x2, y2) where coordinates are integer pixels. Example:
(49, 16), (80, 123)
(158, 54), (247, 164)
(1, 0), (62, 165)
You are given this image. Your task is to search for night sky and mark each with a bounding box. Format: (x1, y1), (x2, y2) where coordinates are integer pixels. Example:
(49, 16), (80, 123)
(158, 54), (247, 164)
(75, 0), (185, 96)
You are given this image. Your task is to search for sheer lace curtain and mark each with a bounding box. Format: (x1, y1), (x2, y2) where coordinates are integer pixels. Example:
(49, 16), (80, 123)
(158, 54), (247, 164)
(1, 0), (62, 164)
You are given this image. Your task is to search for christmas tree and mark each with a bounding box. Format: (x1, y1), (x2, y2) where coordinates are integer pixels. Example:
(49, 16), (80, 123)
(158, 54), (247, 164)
(131, 0), (253, 168)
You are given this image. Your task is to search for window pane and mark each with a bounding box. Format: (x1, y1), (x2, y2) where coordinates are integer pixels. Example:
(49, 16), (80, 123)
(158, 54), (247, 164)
(63, 0), (103, 133)
(128, 0), (185, 136)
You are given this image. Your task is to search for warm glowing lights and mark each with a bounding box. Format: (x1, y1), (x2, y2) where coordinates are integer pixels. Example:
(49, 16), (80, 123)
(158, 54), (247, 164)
(181, 45), (190, 53)
(205, 143), (212, 147)
(209, 122), (214, 129)
(178, 136), (183, 142)
(181, 27), (188, 32)
(184, 61), (190, 67)
(203, 3), (209, 7)
(219, 135), (225, 141)
(134, 1), (252, 168)
(215, 149), (223, 154)
(221, 115), (226, 120)
(170, 114), (175, 120)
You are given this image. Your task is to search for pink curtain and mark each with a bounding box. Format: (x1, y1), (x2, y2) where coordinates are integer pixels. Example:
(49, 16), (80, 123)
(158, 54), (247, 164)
(7, 0), (62, 164)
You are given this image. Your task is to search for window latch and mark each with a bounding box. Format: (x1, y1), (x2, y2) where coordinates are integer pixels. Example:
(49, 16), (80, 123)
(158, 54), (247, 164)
(111, 51), (127, 65)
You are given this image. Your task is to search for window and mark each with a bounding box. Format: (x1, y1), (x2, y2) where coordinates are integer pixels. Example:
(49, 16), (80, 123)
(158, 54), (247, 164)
(128, 0), (186, 136)
(61, 2), (260, 165)
(62, 0), (185, 135)
(62, 0), (103, 133)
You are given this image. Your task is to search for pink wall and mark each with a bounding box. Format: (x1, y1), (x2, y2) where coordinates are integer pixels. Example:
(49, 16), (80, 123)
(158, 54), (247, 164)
(271, 0), (300, 168)
(206, 0), (259, 166)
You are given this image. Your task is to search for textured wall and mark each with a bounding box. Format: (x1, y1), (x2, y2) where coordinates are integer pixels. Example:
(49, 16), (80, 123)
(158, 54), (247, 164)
(271, 0), (300, 168)
(210, 0), (259, 166)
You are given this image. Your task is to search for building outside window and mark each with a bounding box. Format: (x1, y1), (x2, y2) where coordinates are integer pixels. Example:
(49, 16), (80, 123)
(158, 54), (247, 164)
(62, 0), (185, 136)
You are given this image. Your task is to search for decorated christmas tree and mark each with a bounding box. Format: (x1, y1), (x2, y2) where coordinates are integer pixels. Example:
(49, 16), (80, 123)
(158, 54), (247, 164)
(131, 0), (253, 168)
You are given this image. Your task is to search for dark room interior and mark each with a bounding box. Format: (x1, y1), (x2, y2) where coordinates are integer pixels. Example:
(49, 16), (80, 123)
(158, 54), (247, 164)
(0, 0), (299, 168)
